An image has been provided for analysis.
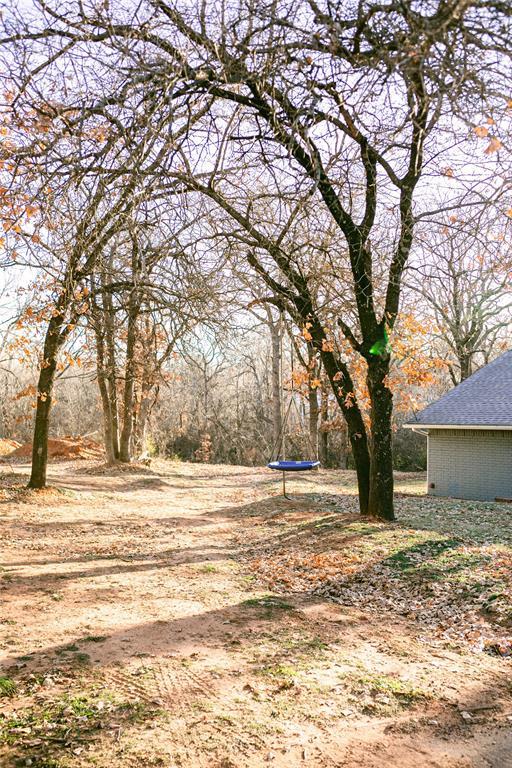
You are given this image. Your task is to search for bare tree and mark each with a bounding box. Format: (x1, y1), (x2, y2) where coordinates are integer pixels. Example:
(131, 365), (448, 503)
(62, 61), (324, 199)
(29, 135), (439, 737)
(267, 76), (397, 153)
(409, 222), (512, 384)
(3, 0), (512, 518)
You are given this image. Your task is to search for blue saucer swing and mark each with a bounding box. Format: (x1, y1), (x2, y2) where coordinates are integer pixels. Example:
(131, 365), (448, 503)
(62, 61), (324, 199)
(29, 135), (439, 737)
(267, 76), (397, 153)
(265, 319), (320, 497)
(268, 460), (320, 472)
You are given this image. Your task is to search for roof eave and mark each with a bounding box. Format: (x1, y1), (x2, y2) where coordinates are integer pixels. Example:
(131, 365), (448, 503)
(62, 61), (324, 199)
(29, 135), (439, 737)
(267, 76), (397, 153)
(403, 423), (512, 431)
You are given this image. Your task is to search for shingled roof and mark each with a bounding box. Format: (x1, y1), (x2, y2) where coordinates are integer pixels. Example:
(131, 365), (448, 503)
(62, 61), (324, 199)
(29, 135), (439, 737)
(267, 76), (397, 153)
(407, 350), (512, 428)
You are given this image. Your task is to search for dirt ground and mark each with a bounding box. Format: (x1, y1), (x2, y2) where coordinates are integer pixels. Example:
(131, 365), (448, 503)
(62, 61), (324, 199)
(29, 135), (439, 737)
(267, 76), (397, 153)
(0, 459), (511, 768)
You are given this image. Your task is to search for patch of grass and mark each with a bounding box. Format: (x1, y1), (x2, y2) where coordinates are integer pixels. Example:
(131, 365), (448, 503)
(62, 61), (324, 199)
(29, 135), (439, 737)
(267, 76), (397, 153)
(198, 564), (219, 574)
(66, 696), (97, 718)
(385, 538), (459, 571)
(258, 663), (298, 679)
(0, 690), (162, 766)
(0, 676), (17, 698)
(279, 634), (329, 656)
(117, 700), (162, 724)
(242, 595), (294, 611)
(215, 713), (235, 726)
(56, 643), (79, 654)
(346, 672), (429, 708)
(81, 635), (107, 643)
(74, 652), (91, 665)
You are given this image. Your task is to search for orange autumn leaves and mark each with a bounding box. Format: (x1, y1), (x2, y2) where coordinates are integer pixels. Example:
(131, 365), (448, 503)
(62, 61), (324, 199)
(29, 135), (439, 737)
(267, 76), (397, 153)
(251, 549), (364, 591)
(472, 111), (505, 155)
(299, 313), (442, 422)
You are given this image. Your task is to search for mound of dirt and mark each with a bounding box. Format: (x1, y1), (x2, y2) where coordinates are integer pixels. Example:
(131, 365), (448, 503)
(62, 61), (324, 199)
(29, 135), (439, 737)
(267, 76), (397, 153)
(0, 438), (21, 456)
(10, 436), (104, 460)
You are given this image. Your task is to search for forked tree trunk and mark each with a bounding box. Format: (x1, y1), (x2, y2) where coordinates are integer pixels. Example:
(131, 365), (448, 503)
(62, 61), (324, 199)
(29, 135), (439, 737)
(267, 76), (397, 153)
(458, 351), (472, 381)
(367, 356), (395, 521)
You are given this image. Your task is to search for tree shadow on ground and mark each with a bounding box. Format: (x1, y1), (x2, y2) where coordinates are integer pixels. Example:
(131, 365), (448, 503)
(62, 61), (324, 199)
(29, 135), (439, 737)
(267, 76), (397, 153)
(1, 594), (511, 763)
(0, 545), (235, 594)
(0, 596), (317, 673)
(2, 480), (511, 768)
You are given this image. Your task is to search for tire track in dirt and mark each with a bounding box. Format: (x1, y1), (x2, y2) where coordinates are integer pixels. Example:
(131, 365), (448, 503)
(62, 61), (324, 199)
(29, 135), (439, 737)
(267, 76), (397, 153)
(147, 660), (267, 765)
(105, 666), (159, 704)
(148, 661), (219, 768)
(148, 660), (219, 709)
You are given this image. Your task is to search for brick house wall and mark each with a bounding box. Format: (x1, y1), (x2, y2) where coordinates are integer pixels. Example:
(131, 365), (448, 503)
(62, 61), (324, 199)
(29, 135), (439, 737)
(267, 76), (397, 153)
(427, 429), (512, 501)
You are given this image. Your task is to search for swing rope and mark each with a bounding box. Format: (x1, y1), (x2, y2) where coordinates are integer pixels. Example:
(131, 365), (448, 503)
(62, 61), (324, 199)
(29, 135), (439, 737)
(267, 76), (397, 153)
(266, 314), (320, 495)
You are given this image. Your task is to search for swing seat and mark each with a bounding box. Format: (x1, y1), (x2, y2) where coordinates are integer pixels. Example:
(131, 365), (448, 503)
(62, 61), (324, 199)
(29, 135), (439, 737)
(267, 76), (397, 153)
(267, 460), (320, 472)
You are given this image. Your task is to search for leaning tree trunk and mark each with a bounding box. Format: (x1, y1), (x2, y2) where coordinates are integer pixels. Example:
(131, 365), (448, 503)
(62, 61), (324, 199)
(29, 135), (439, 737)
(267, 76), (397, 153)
(297, 315), (370, 514)
(330, 378), (370, 515)
(28, 314), (67, 489)
(366, 356), (395, 521)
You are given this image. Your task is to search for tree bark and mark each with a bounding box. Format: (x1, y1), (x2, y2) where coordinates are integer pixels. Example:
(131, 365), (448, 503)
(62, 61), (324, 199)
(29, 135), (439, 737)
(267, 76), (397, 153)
(119, 300), (138, 462)
(28, 315), (66, 489)
(101, 258), (120, 459)
(367, 356), (395, 521)
(307, 320), (371, 515)
(132, 387), (157, 455)
(91, 280), (117, 463)
(319, 380), (329, 465)
(308, 380), (319, 461)
(458, 351), (472, 381)
(324, 361), (370, 515)
(269, 319), (283, 458)
(94, 328), (117, 463)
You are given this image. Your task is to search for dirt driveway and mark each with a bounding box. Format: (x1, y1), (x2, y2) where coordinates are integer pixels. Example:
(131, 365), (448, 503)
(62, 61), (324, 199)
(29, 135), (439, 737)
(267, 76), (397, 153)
(1, 460), (511, 767)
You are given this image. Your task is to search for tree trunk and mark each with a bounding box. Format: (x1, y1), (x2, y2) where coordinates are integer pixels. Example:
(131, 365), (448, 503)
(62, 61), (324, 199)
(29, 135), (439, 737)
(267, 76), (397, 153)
(119, 300), (138, 462)
(269, 319), (283, 458)
(95, 333), (117, 464)
(101, 261), (120, 459)
(308, 381), (319, 461)
(132, 388), (157, 456)
(340, 421), (350, 469)
(350, 424), (371, 516)
(319, 380), (329, 465)
(28, 315), (65, 489)
(91, 282), (117, 464)
(458, 352), (472, 381)
(317, 348), (370, 515)
(367, 356), (395, 521)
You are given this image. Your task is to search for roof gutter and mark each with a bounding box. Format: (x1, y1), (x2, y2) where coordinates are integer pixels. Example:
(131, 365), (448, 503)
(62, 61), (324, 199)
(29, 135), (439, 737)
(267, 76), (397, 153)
(403, 423), (512, 431)
(407, 426), (429, 436)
